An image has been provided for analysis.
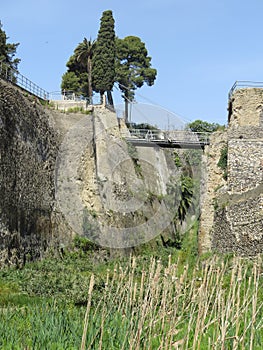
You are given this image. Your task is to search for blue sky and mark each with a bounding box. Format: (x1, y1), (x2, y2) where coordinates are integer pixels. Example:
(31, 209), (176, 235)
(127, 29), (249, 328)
(2, 0), (263, 126)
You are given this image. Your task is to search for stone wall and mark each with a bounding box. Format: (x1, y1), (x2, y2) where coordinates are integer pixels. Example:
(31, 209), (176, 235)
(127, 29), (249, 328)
(228, 139), (263, 193)
(198, 131), (227, 253)
(199, 87), (263, 256)
(228, 88), (263, 126)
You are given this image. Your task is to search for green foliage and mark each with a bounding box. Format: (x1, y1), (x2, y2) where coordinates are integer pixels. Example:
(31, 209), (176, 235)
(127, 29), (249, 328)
(0, 21), (20, 70)
(217, 146), (228, 180)
(61, 71), (80, 92)
(0, 21), (20, 83)
(187, 119), (224, 133)
(73, 235), (97, 252)
(128, 122), (158, 130)
(167, 175), (194, 224)
(178, 175), (194, 223)
(60, 11), (157, 110)
(61, 38), (96, 99)
(92, 10), (116, 96)
(173, 151), (182, 168)
(115, 35), (157, 121)
(74, 37), (96, 100)
(0, 247), (261, 349)
(0, 301), (85, 349)
(65, 106), (92, 114)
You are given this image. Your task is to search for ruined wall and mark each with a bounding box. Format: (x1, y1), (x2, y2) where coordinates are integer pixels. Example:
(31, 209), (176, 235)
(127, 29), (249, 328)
(199, 87), (263, 256)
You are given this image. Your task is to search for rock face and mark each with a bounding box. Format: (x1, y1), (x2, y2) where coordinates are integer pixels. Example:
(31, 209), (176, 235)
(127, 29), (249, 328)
(0, 80), (63, 266)
(199, 88), (263, 255)
(0, 80), (183, 266)
(67, 105), (180, 249)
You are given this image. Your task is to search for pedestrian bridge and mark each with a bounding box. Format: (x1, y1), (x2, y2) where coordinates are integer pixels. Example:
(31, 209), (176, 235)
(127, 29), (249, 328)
(125, 129), (210, 149)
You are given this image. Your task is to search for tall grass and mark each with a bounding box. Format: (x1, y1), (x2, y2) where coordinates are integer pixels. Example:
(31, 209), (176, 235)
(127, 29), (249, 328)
(0, 254), (262, 349)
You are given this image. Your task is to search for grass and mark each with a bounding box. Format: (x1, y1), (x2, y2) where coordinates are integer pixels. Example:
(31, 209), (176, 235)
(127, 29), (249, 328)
(0, 227), (262, 349)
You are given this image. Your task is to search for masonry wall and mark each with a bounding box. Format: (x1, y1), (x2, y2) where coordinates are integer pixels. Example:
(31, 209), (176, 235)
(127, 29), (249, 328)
(199, 87), (263, 256)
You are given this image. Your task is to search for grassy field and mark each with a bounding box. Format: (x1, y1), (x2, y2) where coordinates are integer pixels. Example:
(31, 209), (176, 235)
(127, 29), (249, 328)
(0, 229), (262, 349)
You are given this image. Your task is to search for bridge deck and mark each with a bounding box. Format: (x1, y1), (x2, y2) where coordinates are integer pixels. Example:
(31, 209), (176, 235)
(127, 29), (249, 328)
(125, 129), (210, 149)
(126, 138), (209, 149)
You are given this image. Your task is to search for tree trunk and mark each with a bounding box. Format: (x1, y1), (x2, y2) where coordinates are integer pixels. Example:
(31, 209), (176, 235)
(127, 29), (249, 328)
(87, 58), (93, 104)
(124, 91), (129, 123)
(106, 91), (114, 107)
(100, 91), (104, 104)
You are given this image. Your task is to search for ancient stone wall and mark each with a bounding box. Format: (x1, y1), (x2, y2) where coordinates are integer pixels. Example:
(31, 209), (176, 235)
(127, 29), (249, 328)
(199, 87), (263, 256)
(228, 139), (263, 193)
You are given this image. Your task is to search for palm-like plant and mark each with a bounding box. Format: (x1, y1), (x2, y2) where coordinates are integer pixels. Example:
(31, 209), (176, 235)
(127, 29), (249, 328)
(75, 37), (96, 103)
(178, 176), (194, 223)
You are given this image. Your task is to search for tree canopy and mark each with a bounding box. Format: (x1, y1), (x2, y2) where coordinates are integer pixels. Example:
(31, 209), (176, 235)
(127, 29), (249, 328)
(115, 36), (157, 121)
(186, 120), (224, 133)
(61, 38), (95, 99)
(92, 10), (116, 100)
(0, 21), (20, 71)
(60, 10), (157, 113)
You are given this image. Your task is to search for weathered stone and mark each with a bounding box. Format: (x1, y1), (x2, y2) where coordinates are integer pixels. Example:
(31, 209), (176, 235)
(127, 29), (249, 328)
(199, 87), (263, 256)
(1, 79), (189, 265)
(0, 80), (68, 267)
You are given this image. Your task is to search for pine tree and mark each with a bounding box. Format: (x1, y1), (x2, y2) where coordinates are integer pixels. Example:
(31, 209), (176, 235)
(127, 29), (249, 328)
(92, 10), (116, 103)
(115, 36), (157, 122)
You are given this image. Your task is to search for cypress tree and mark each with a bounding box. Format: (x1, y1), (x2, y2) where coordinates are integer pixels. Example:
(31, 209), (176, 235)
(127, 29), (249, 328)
(92, 10), (116, 103)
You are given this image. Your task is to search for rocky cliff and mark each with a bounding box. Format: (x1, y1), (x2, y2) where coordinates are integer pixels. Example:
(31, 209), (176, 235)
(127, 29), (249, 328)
(0, 80), (65, 266)
(0, 80), (184, 266)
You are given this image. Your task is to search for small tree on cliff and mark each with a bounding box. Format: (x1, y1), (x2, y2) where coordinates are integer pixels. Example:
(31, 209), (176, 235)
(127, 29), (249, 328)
(92, 10), (116, 104)
(115, 36), (157, 122)
(0, 21), (20, 72)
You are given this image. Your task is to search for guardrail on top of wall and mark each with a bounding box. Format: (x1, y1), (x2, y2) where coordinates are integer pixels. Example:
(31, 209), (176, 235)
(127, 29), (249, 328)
(49, 90), (102, 105)
(0, 61), (50, 100)
(228, 81), (263, 100)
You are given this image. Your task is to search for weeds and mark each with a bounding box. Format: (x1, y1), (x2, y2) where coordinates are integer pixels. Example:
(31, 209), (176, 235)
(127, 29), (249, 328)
(0, 227), (262, 349)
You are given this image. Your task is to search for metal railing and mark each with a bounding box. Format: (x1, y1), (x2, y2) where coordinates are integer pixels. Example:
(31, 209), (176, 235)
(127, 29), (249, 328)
(127, 128), (210, 145)
(0, 61), (49, 100)
(228, 81), (263, 99)
(49, 90), (104, 105)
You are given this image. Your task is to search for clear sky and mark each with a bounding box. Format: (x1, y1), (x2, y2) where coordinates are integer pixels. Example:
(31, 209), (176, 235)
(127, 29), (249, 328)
(2, 0), (263, 126)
